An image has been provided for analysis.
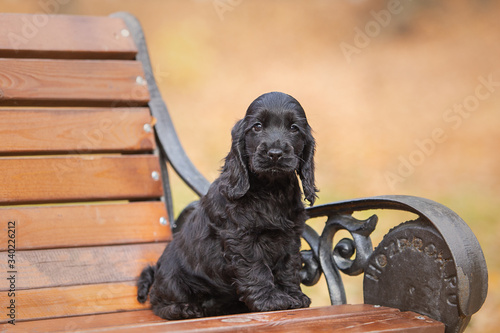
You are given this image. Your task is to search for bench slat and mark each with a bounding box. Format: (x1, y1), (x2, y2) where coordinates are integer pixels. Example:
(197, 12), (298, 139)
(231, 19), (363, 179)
(2, 306), (444, 332)
(0, 155), (163, 204)
(0, 243), (165, 290)
(2, 310), (161, 332)
(104, 307), (444, 333)
(134, 308), (443, 333)
(0, 202), (170, 250)
(0, 107), (155, 154)
(0, 59), (149, 106)
(0, 281), (147, 323)
(0, 14), (137, 59)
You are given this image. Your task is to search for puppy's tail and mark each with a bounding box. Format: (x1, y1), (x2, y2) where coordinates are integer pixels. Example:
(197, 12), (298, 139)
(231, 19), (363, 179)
(137, 265), (156, 303)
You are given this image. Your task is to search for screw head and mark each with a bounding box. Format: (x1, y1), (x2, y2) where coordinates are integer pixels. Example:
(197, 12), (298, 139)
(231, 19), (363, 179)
(143, 123), (152, 133)
(151, 171), (160, 181)
(136, 76), (146, 85)
(159, 217), (167, 226)
(121, 29), (130, 37)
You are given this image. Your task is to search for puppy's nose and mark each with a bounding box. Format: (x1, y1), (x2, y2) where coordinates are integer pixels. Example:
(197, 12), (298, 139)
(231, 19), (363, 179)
(267, 148), (283, 162)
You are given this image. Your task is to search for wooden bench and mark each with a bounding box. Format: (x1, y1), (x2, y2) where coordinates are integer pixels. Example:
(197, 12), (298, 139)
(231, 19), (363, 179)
(0, 12), (487, 332)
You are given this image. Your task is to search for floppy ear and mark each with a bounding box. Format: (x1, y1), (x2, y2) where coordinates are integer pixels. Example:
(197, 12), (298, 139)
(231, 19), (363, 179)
(220, 119), (250, 200)
(299, 127), (318, 206)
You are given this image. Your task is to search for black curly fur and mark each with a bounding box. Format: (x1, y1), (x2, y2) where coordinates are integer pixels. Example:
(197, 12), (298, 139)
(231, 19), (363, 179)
(137, 265), (156, 304)
(137, 92), (318, 320)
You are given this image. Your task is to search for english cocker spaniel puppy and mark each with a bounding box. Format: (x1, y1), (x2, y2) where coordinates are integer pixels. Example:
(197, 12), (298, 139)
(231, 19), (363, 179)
(137, 91), (318, 320)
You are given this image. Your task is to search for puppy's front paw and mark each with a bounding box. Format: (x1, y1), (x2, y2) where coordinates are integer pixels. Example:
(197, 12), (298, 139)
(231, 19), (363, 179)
(289, 292), (311, 309)
(153, 302), (204, 320)
(247, 290), (296, 312)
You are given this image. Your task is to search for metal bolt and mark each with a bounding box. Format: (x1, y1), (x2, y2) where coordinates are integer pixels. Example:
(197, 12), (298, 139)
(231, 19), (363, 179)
(416, 316), (425, 320)
(373, 305), (381, 308)
(121, 29), (130, 37)
(136, 76), (146, 85)
(143, 123), (152, 133)
(159, 217), (167, 226)
(151, 171), (160, 181)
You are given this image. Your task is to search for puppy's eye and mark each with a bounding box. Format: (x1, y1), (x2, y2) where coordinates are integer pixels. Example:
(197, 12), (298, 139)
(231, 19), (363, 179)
(290, 124), (300, 133)
(252, 123), (263, 132)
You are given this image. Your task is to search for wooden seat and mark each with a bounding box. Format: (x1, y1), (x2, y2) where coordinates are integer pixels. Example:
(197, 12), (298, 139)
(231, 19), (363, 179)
(0, 12), (486, 332)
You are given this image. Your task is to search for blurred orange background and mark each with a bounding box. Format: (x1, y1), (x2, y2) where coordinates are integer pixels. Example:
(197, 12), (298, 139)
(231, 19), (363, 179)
(2, 0), (498, 331)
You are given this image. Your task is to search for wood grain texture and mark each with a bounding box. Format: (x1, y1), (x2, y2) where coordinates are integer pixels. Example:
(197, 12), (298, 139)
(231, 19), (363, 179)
(127, 306), (443, 333)
(0, 59), (150, 106)
(0, 13), (137, 59)
(0, 243), (165, 290)
(0, 202), (171, 250)
(0, 281), (148, 323)
(0, 155), (163, 204)
(0, 107), (156, 154)
(2, 310), (163, 332)
(2, 305), (445, 332)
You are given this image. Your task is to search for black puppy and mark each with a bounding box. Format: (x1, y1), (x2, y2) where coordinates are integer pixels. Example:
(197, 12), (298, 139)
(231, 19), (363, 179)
(137, 91), (317, 320)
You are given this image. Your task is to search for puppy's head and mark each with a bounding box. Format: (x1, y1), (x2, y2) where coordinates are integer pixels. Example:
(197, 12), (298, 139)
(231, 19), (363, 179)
(222, 92), (317, 205)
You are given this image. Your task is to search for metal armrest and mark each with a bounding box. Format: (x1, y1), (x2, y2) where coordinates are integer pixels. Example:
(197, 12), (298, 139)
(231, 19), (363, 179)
(302, 195), (488, 333)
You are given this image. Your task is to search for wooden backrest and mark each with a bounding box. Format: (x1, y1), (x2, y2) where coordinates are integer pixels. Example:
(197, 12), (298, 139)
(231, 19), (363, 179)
(0, 14), (171, 322)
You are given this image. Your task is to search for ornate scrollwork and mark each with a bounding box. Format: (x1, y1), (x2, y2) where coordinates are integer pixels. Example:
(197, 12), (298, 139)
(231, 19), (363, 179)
(300, 195), (488, 333)
(300, 249), (321, 286)
(301, 214), (378, 304)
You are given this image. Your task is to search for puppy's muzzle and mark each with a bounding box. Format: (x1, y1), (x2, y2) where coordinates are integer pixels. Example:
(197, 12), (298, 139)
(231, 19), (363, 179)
(253, 142), (297, 173)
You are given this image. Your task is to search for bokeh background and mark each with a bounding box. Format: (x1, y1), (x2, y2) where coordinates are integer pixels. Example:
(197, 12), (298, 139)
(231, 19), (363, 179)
(2, 0), (498, 331)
